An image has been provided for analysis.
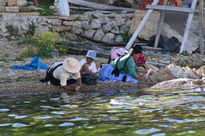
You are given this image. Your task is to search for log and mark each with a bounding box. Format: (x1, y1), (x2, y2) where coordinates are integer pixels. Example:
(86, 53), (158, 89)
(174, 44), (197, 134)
(67, 0), (136, 11)
(55, 41), (112, 58)
(75, 33), (126, 46)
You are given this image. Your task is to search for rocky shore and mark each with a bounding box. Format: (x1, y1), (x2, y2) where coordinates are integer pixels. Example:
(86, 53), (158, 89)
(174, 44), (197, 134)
(0, 40), (205, 96)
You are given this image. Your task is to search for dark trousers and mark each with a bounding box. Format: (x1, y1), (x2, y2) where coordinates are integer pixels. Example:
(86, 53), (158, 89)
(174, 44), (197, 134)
(81, 74), (97, 85)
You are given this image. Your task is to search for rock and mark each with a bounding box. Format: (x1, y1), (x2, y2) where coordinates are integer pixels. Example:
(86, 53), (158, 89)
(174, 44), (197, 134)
(166, 64), (198, 79)
(7, 0), (16, 6)
(0, 0), (6, 6)
(0, 6), (5, 12)
(78, 12), (92, 21)
(52, 26), (72, 32)
(102, 33), (115, 43)
(84, 29), (96, 38)
(146, 67), (175, 83)
(5, 6), (19, 13)
(63, 21), (75, 26)
(28, 6), (44, 11)
(81, 21), (90, 30)
(151, 78), (205, 89)
(16, 0), (27, 6)
(19, 12), (40, 16)
(102, 20), (116, 33)
(90, 19), (102, 29)
(93, 29), (104, 41)
(115, 14), (126, 26)
(111, 26), (120, 34)
(48, 19), (62, 26)
(115, 35), (123, 43)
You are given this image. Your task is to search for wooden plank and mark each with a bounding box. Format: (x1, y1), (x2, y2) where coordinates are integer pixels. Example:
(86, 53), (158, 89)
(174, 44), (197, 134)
(146, 5), (194, 13)
(180, 0), (198, 53)
(125, 0), (160, 50)
(67, 0), (136, 11)
(154, 0), (167, 48)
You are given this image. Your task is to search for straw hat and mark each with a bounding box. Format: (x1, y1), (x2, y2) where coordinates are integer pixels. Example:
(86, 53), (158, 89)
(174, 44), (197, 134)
(63, 57), (81, 73)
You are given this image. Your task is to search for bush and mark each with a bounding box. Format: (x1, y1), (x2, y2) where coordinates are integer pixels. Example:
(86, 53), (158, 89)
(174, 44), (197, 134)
(26, 30), (67, 58)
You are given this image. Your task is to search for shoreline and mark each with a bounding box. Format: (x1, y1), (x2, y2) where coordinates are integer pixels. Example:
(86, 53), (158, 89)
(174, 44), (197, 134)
(0, 40), (205, 96)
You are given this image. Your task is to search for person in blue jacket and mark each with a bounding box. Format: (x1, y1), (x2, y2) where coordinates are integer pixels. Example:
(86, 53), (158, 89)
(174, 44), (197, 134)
(99, 46), (146, 83)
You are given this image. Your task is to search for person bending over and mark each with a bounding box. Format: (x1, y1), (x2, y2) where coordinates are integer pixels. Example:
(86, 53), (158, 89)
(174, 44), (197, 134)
(99, 46), (147, 83)
(42, 57), (81, 91)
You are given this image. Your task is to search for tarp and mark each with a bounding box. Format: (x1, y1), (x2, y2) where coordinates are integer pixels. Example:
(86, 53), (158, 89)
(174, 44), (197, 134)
(12, 56), (48, 71)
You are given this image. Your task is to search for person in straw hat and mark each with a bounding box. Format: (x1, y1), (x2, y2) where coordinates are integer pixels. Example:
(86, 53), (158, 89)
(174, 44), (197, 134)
(41, 57), (82, 91)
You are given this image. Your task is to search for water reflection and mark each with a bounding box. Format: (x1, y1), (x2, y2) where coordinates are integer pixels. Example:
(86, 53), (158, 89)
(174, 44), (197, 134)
(0, 88), (205, 135)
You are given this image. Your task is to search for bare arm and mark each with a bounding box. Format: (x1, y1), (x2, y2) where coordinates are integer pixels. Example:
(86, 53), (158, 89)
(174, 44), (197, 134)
(62, 78), (82, 91)
(62, 85), (75, 91)
(75, 77), (82, 91)
(80, 63), (97, 76)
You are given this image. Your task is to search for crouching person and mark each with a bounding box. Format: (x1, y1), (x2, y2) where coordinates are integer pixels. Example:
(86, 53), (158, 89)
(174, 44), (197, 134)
(99, 46), (145, 83)
(42, 57), (82, 91)
(80, 50), (100, 85)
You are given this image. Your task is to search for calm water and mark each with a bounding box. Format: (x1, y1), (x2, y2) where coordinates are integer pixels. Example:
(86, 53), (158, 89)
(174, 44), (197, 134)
(0, 87), (205, 136)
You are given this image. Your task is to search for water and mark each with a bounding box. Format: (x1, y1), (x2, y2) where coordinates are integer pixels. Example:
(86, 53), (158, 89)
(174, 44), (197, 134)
(0, 87), (205, 136)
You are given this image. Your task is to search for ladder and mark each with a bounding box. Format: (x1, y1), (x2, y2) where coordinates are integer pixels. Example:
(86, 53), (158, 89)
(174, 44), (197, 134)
(199, 0), (204, 55)
(125, 0), (201, 54)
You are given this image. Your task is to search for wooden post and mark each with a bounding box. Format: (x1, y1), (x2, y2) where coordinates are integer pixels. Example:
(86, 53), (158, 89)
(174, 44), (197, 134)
(34, 0), (38, 7)
(199, 0), (204, 55)
(179, 0), (198, 53)
(154, 0), (167, 48)
(125, 0), (160, 50)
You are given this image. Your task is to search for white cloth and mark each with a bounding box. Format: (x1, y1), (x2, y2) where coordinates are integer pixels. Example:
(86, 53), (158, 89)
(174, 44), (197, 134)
(80, 58), (98, 73)
(51, 62), (80, 86)
(54, 0), (70, 16)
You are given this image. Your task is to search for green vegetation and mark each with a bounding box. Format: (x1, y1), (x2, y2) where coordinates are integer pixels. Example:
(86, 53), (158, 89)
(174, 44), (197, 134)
(121, 33), (130, 43)
(27, 0), (55, 16)
(6, 25), (19, 40)
(17, 48), (36, 60)
(0, 54), (10, 62)
(27, 21), (36, 36)
(25, 30), (67, 58)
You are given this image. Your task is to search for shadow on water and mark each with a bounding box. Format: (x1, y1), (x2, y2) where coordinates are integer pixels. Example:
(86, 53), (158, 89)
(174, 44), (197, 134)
(0, 87), (205, 135)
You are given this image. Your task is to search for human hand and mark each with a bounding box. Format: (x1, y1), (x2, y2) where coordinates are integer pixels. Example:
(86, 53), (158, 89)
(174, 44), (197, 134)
(75, 85), (81, 91)
(137, 75), (144, 80)
(138, 68), (147, 73)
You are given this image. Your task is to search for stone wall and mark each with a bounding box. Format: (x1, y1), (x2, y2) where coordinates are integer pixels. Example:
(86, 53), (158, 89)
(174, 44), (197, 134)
(0, 0), (28, 12)
(0, 11), (134, 43)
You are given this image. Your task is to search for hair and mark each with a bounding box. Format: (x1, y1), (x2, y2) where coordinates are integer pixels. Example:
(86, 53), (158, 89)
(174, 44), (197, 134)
(128, 45), (142, 56)
(132, 45), (142, 54)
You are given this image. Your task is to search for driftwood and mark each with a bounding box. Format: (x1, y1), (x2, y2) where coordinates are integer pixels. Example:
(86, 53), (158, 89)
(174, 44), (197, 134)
(75, 33), (126, 46)
(68, 0), (136, 11)
(55, 41), (112, 58)
(76, 33), (163, 51)
(56, 32), (163, 59)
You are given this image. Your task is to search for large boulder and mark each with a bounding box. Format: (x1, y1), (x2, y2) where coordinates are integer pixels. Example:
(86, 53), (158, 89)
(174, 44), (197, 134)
(151, 78), (205, 89)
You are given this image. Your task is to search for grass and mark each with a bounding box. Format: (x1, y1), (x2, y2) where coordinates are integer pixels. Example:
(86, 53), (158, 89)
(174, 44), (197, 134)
(0, 54), (10, 62)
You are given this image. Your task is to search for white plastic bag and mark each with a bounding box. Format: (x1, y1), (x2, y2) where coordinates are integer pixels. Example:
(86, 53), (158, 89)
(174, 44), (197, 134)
(54, 0), (70, 16)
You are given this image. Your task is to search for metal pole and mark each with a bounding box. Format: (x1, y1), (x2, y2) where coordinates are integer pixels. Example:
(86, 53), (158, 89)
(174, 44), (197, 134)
(154, 0), (167, 48)
(179, 0), (198, 53)
(199, 0), (204, 55)
(125, 0), (160, 50)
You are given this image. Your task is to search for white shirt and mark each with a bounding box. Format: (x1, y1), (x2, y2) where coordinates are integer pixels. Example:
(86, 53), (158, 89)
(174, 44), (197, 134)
(51, 62), (81, 86)
(80, 58), (98, 73)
